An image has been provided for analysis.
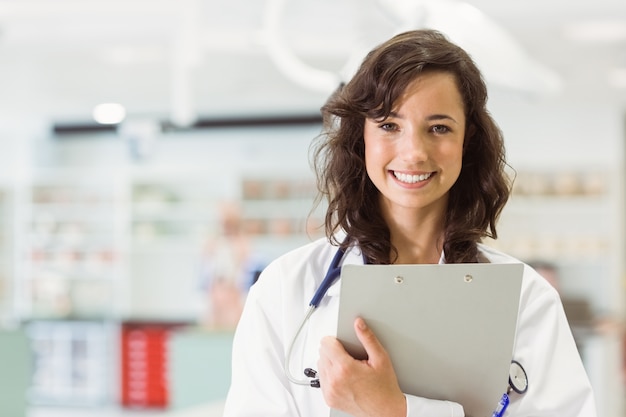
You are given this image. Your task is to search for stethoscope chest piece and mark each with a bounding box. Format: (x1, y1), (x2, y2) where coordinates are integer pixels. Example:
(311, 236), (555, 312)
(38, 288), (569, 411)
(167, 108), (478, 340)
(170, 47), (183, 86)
(509, 360), (528, 394)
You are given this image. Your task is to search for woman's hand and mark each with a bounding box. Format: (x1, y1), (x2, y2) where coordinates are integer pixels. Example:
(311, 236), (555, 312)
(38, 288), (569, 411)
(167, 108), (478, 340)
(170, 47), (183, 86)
(317, 317), (407, 417)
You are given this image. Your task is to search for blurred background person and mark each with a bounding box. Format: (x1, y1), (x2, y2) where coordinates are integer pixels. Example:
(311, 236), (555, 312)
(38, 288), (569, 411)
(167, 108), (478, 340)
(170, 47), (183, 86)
(197, 201), (264, 329)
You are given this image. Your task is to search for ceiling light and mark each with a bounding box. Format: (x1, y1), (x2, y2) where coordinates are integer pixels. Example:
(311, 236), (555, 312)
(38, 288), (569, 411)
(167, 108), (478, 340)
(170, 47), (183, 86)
(92, 103), (126, 125)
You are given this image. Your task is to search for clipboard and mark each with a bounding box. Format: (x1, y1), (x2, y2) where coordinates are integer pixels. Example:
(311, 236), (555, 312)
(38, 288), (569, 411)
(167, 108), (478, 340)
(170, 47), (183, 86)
(331, 263), (524, 417)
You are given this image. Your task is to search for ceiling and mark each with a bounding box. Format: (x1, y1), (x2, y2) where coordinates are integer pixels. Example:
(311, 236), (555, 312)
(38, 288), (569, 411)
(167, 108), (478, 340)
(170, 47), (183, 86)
(0, 0), (625, 128)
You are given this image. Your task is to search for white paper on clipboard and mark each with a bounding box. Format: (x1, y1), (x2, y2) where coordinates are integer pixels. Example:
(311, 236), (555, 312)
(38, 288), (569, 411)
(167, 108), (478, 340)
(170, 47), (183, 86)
(330, 262), (524, 417)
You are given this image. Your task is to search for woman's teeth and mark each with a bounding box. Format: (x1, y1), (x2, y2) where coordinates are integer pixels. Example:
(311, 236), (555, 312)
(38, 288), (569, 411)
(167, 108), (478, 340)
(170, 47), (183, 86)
(393, 171), (432, 184)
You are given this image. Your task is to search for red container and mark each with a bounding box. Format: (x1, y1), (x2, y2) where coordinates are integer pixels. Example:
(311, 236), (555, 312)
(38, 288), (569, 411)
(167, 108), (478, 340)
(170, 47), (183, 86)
(120, 322), (186, 409)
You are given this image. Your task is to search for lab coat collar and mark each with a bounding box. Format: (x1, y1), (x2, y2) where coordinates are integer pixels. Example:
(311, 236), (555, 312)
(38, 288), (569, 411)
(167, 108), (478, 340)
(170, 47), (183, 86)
(325, 244), (445, 298)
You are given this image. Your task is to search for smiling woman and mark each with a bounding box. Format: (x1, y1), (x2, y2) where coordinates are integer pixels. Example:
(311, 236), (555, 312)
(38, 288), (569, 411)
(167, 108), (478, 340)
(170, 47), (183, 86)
(223, 29), (597, 417)
(313, 30), (509, 266)
(362, 72), (466, 264)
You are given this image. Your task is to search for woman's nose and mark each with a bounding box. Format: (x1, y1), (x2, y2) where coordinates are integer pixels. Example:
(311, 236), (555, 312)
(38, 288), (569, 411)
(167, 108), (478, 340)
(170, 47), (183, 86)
(401, 130), (428, 161)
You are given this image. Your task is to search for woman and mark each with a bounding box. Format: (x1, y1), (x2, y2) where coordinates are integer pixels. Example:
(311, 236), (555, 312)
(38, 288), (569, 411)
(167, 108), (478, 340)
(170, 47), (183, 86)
(223, 29), (596, 417)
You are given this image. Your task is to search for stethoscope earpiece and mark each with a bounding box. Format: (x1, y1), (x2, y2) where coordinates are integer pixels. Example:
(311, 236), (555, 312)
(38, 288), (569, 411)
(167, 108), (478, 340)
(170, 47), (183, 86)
(303, 368), (320, 388)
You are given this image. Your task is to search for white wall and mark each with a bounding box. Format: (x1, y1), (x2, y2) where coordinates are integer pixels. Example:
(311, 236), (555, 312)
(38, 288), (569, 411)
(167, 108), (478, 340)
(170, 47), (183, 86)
(490, 91), (624, 169)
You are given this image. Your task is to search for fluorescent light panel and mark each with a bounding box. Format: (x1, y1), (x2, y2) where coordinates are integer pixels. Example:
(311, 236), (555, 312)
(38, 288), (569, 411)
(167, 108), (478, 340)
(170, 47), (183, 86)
(92, 102), (126, 125)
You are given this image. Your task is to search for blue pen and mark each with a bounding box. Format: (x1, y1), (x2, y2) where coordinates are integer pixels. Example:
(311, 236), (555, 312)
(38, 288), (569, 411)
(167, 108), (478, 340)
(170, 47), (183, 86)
(491, 393), (510, 417)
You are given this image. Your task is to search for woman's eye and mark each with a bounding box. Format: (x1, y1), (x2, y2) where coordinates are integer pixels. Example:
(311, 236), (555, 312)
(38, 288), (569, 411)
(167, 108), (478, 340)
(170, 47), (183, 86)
(379, 123), (398, 131)
(431, 124), (450, 134)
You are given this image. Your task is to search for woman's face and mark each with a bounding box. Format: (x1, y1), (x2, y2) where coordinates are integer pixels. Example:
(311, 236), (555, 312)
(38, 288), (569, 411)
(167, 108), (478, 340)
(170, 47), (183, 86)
(363, 71), (466, 220)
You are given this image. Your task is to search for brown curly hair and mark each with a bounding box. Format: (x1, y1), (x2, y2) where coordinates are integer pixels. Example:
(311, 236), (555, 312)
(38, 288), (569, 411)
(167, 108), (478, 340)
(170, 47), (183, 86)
(310, 29), (511, 264)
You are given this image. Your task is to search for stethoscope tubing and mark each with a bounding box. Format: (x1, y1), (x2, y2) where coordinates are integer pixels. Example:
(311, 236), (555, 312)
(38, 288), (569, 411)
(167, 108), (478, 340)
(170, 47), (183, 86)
(284, 305), (317, 386)
(309, 247), (346, 308)
(284, 245), (348, 386)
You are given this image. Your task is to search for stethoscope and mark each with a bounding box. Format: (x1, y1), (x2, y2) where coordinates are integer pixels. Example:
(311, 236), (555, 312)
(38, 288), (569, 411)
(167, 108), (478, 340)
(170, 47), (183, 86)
(284, 244), (529, 414)
(492, 360), (529, 417)
(284, 245), (353, 388)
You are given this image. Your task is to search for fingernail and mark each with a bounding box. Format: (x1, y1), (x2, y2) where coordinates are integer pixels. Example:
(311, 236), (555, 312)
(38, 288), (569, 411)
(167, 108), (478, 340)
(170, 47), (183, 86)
(356, 318), (367, 330)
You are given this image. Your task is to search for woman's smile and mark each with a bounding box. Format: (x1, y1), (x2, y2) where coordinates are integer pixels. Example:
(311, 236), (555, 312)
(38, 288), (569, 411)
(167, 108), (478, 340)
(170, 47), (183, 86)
(391, 170), (435, 186)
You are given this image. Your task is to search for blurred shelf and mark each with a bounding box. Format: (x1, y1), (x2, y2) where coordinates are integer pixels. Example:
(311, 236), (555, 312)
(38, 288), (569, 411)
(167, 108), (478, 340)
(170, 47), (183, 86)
(18, 175), (127, 323)
(0, 187), (13, 320)
(493, 168), (617, 263)
(26, 320), (117, 407)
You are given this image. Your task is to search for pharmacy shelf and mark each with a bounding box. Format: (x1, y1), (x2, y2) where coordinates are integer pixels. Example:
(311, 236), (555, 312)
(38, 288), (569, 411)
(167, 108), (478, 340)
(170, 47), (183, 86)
(26, 319), (118, 407)
(488, 168), (623, 320)
(0, 188), (13, 319)
(16, 170), (128, 321)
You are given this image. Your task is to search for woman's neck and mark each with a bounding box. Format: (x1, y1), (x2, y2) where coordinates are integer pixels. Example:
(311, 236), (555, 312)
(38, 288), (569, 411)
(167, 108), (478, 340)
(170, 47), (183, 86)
(384, 207), (445, 265)
(391, 229), (443, 264)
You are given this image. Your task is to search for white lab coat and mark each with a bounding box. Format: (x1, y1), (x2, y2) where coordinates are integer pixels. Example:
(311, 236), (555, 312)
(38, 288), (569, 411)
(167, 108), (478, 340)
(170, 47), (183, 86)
(223, 237), (597, 417)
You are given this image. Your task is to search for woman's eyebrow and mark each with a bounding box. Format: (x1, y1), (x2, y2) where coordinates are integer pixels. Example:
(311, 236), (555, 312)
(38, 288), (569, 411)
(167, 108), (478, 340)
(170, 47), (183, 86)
(388, 111), (459, 124)
(426, 114), (459, 124)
